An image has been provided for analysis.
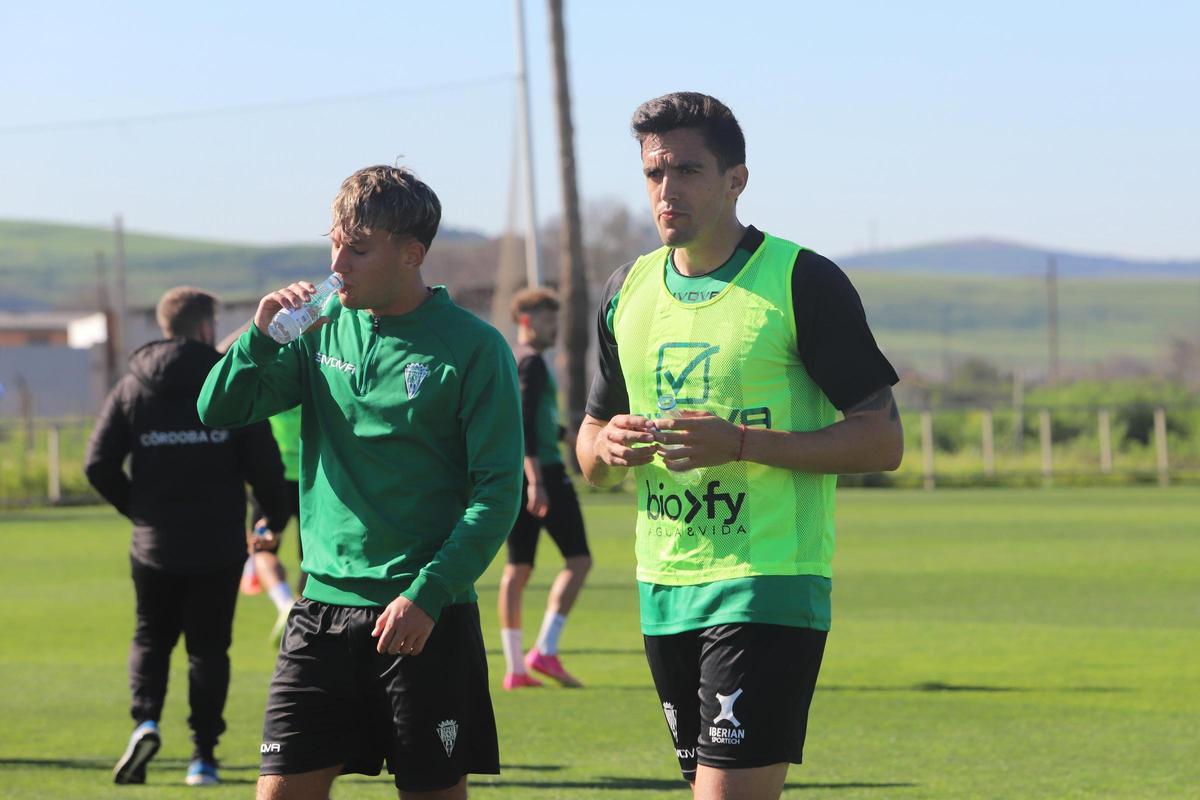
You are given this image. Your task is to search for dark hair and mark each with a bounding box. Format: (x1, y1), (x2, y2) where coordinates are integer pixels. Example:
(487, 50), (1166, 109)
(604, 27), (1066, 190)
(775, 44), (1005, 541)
(330, 165), (442, 250)
(631, 92), (745, 171)
(156, 286), (217, 339)
(511, 286), (560, 322)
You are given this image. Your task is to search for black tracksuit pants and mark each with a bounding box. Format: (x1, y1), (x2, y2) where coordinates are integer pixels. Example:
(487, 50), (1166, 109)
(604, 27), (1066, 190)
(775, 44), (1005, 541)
(129, 558), (242, 755)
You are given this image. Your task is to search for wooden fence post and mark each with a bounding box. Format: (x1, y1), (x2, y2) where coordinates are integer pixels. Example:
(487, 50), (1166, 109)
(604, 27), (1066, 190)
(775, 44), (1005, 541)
(1098, 409), (1113, 474)
(1039, 409), (1053, 486)
(981, 409), (995, 477)
(1154, 407), (1169, 487)
(921, 410), (935, 490)
(47, 425), (61, 504)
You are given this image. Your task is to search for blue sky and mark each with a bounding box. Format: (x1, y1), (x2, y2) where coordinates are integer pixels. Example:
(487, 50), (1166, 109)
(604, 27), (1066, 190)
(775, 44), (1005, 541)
(2, 1), (1196, 259)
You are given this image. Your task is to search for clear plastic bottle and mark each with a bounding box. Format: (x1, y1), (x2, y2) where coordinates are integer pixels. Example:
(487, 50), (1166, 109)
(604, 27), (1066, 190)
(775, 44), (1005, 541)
(655, 393), (701, 485)
(267, 274), (344, 344)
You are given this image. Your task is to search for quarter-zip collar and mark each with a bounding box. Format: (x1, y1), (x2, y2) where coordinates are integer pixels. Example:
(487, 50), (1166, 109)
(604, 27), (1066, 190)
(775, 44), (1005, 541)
(348, 286), (451, 394)
(368, 286), (450, 334)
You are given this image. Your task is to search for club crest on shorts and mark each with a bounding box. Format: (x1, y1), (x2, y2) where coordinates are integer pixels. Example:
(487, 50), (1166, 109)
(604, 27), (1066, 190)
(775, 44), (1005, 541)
(662, 702), (679, 742)
(436, 719), (459, 757)
(405, 363), (430, 399)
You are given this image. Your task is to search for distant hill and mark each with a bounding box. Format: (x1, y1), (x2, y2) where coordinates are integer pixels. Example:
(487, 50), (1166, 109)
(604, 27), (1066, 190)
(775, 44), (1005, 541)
(3, 220), (1198, 378)
(840, 238), (1200, 278)
(849, 271), (1199, 377)
(0, 219), (491, 311)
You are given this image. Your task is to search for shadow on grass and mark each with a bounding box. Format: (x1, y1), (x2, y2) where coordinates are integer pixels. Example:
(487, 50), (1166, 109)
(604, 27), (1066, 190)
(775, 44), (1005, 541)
(467, 777), (916, 792)
(0, 756), (259, 783)
(338, 773), (916, 792)
(823, 682), (1130, 693)
(486, 647), (646, 657)
(4, 760), (913, 794)
(0, 510), (106, 523)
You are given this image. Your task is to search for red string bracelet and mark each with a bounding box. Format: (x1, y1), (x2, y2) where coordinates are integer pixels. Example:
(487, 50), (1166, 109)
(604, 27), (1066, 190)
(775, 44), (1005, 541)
(736, 423), (748, 461)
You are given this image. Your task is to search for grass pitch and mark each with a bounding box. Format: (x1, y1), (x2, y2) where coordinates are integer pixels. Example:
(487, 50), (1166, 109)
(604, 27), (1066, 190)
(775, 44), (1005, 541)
(1, 487), (1197, 799)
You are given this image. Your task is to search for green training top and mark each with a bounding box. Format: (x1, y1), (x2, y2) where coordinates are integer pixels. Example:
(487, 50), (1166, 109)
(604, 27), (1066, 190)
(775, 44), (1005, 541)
(267, 406), (301, 482)
(197, 287), (523, 620)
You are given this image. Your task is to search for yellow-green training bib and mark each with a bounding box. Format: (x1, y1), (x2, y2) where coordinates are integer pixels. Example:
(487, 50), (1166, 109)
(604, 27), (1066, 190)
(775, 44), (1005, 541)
(613, 233), (838, 585)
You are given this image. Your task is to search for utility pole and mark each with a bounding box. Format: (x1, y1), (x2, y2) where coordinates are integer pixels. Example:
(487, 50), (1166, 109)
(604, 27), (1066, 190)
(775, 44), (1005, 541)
(512, 0), (541, 287)
(1046, 254), (1059, 385)
(547, 0), (590, 436)
(95, 251), (118, 388)
(490, 127), (526, 343)
(113, 215), (128, 368)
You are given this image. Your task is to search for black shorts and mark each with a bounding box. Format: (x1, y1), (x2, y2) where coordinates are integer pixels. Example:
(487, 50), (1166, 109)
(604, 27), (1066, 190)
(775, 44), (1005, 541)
(644, 623), (827, 780)
(260, 599), (499, 791)
(506, 463), (589, 566)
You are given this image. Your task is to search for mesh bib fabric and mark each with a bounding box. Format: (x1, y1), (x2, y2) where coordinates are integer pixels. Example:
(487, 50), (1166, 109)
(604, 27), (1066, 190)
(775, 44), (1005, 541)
(613, 233), (838, 585)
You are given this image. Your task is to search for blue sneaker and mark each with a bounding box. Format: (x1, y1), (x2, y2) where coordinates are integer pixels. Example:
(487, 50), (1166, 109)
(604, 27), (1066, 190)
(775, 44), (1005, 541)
(185, 758), (219, 786)
(113, 720), (160, 784)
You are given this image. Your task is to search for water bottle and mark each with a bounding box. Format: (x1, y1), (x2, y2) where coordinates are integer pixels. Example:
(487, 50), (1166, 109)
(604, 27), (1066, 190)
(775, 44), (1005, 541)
(267, 274), (344, 344)
(655, 393), (701, 485)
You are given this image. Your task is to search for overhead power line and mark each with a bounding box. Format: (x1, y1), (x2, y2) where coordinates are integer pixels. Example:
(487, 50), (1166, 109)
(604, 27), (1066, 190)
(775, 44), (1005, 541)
(0, 73), (515, 136)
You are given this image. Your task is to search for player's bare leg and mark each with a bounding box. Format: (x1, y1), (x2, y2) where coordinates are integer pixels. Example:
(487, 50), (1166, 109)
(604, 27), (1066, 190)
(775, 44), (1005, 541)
(499, 564), (541, 688)
(692, 763), (788, 800)
(257, 765), (340, 800)
(526, 555), (591, 687)
(547, 554), (591, 616)
(399, 776), (467, 800)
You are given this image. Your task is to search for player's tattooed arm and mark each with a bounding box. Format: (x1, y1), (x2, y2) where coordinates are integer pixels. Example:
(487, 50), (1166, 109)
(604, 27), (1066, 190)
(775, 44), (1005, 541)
(732, 384), (904, 474)
(845, 386), (901, 423)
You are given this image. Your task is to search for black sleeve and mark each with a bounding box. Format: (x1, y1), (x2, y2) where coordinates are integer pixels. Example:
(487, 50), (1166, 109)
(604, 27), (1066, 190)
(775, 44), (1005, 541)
(84, 381), (134, 517)
(792, 250), (899, 411)
(234, 421), (290, 533)
(584, 261), (635, 420)
(517, 353), (547, 457)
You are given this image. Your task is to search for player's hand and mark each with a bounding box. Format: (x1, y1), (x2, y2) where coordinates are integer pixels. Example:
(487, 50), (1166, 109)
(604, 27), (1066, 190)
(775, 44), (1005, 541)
(371, 595), (435, 656)
(652, 411), (742, 470)
(253, 281), (331, 337)
(249, 517), (280, 553)
(526, 483), (550, 518)
(592, 414), (658, 468)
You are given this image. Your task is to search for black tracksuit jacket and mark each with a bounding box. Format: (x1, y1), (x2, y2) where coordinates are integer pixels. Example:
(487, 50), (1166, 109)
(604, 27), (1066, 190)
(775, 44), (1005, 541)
(85, 337), (288, 573)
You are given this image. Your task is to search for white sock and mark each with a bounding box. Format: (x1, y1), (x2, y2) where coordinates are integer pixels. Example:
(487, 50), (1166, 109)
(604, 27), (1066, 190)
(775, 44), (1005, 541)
(501, 628), (525, 674)
(241, 556), (255, 579)
(268, 582), (294, 612)
(536, 611), (567, 656)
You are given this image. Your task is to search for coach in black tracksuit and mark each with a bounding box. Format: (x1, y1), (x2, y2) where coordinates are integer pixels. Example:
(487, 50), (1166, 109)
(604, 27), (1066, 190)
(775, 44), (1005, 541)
(85, 287), (287, 786)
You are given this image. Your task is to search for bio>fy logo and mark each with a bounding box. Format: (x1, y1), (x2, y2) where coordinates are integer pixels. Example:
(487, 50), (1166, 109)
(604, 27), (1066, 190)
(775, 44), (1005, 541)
(656, 342), (720, 406)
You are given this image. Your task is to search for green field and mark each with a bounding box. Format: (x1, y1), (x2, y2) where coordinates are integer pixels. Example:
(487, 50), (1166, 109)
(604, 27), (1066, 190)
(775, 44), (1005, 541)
(1, 488), (1198, 799)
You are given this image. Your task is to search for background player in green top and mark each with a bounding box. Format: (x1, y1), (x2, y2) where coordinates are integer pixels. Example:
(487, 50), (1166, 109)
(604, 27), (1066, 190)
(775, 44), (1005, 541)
(216, 329), (305, 643)
(498, 288), (592, 689)
(245, 405), (304, 644)
(577, 93), (904, 800)
(198, 165), (523, 800)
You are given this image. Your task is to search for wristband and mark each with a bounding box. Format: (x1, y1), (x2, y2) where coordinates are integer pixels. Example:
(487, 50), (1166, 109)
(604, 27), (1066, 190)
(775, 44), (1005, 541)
(736, 423), (748, 461)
